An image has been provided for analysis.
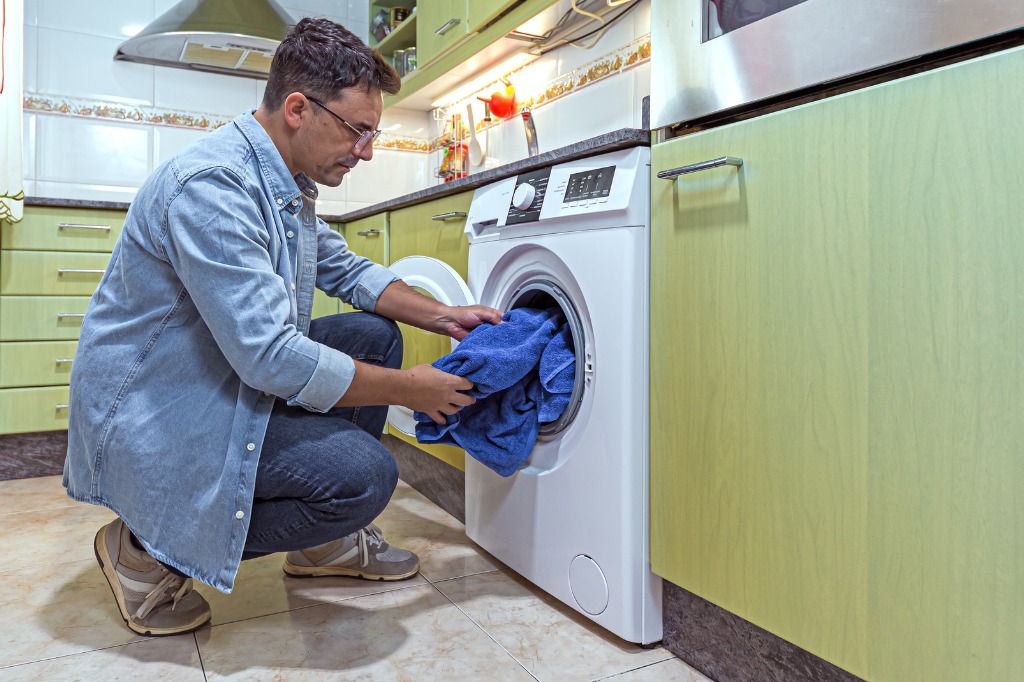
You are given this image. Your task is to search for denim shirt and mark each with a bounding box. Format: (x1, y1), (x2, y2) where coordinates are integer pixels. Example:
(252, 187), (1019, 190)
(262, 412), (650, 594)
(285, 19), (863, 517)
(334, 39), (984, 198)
(63, 111), (397, 592)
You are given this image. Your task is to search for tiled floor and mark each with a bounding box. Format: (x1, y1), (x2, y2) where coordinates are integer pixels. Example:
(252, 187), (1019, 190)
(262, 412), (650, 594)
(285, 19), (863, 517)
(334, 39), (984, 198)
(0, 475), (710, 682)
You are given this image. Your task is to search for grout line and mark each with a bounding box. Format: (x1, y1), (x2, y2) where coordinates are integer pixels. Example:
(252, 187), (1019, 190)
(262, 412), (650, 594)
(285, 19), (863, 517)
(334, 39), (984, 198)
(424, 578), (541, 682)
(0, 637), (148, 672)
(194, 630), (209, 682)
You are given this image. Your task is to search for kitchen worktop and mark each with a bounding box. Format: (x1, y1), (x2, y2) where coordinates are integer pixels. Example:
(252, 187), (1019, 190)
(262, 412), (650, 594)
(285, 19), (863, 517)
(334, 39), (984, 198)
(24, 128), (651, 222)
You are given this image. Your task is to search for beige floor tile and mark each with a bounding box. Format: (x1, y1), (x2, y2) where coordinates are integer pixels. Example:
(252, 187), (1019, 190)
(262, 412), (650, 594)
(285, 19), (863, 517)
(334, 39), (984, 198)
(0, 504), (116, 573)
(196, 552), (429, 626)
(197, 583), (535, 681)
(0, 475), (76, 515)
(600, 658), (713, 682)
(0, 558), (145, 668)
(434, 569), (674, 682)
(0, 635), (205, 682)
(373, 481), (499, 583)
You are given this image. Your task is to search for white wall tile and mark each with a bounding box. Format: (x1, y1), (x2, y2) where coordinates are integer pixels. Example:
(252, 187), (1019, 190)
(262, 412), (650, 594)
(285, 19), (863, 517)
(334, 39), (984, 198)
(22, 115), (38, 183)
(37, 0), (157, 40)
(380, 106), (430, 137)
(23, 26), (39, 94)
(34, 180), (139, 203)
(315, 180), (349, 204)
(153, 126), (210, 167)
(345, 149), (426, 204)
(631, 61), (651, 128)
(634, 0), (652, 35)
(37, 28), (155, 104)
(23, 180), (39, 198)
(154, 68), (259, 117)
(255, 79), (268, 108)
(556, 6), (643, 76)
(555, 72), (634, 141)
(36, 116), (152, 187)
(23, 0), (38, 26)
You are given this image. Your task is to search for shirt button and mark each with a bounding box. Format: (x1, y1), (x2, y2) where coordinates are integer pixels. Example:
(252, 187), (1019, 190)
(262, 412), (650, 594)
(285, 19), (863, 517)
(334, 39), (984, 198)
(291, 199), (299, 206)
(246, 442), (255, 451)
(263, 391), (271, 397)
(291, 282), (296, 291)
(235, 510), (245, 519)
(286, 230), (294, 238)
(276, 198), (283, 205)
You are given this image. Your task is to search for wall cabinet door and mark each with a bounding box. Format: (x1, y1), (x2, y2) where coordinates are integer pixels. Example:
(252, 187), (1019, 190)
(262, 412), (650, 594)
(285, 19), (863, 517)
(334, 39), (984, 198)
(650, 46), (1024, 681)
(467, 0), (517, 33)
(416, 0), (468, 66)
(387, 191), (472, 470)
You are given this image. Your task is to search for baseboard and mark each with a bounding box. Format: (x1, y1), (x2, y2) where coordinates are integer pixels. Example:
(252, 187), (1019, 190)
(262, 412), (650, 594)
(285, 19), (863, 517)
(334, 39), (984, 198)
(382, 433), (466, 523)
(0, 431), (68, 481)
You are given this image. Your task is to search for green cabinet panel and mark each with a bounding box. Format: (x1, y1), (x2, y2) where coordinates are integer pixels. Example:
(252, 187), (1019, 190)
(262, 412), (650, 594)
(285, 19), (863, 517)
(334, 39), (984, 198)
(416, 0), (468, 67)
(0, 386), (70, 433)
(0, 296), (90, 341)
(341, 213), (389, 314)
(0, 251), (109, 296)
(1, 206), (126, 252)
(467, 0), (517, 32)
(388, 192), (472, 471)
(0, 341), (78, 388)
(312, 288), (338, 319)
(650, 47), (1024, 681)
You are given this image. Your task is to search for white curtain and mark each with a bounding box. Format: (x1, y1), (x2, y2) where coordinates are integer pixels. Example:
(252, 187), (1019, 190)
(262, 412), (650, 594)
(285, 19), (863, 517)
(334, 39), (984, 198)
(1, 0), (24, 223)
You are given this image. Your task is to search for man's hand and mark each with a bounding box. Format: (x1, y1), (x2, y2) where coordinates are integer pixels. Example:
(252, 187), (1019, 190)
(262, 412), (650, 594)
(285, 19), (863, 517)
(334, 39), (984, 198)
(437, 304), (503, 341)
(404, 364), (476, 424)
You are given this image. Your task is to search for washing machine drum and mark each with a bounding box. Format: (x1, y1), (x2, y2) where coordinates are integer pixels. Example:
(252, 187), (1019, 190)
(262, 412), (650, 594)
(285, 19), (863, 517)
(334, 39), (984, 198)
(385, 257), (586, 439)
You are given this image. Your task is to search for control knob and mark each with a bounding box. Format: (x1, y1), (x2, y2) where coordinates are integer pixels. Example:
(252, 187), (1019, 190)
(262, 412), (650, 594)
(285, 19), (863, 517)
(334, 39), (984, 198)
(511, 183), (537, 211)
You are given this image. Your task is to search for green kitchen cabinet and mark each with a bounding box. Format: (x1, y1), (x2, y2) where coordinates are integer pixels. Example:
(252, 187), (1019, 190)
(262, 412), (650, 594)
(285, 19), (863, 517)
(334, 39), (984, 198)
(650, 46), (1024, 681)
(0, 206), (126, 252)
(415, 0), (469, 67)
(341, 213), (389, 313)
(467, 0), (518, 32)
(387, 191), (472, 470)
(0, 251), (110, 296)
(0, 341), (78, 388)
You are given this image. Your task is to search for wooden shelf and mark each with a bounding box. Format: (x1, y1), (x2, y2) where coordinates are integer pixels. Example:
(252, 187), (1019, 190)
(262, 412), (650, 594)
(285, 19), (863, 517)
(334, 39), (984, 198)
(375, 12), (417, 56)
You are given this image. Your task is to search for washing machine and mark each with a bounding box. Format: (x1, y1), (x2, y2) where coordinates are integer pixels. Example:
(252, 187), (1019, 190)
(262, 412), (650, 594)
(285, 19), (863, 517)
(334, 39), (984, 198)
(387, 145), (661, 645)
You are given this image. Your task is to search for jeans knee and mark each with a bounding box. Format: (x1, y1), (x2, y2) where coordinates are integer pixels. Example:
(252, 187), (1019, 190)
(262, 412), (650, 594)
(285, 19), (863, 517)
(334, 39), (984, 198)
(376, 316), (403, 370)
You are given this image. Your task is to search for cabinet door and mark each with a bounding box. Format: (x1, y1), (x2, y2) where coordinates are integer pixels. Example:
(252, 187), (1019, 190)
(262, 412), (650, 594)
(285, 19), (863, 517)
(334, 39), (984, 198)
(467, 0), (517, 32)
(0, 341), (77, 388)
(1, 207), (126, 252)
(340, 214), (388, 314)
(416, 0), (468, 66)
(0, 296), (90, 341)
(388, 192), (472, 470)
(651, 47), (1024, 681)
(0, 251), (109, 296)
(0, 386), (70, 433)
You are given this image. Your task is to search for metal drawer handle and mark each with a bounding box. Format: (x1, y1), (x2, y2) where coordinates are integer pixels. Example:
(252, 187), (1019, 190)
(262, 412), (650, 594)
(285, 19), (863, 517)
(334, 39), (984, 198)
(56, 404), (70, 410)
(356, 229), (381, 236)
(57, 313), (86, 320)
(435, 18), (461, 35)
(431, 211), (467, 221)
(58, 223), (111, 232)
(657, 156), (744, 180)
(57, 268), (105, 275)
(55, 358), (74, 365)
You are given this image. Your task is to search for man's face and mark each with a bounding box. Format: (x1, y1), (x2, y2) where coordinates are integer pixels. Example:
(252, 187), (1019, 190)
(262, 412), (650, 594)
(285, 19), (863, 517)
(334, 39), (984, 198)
(299, 85), (383, 187)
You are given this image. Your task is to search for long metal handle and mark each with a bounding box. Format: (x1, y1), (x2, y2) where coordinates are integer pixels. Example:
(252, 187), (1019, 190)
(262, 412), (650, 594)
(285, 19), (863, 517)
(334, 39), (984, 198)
(431, 211), (467, 221)
(58, 223), (111, 232)
(55, 358), (74, 365)
(356, 229), (381, 236)
(57, 313), (85, 320)
(435, 18), (461, 35)
(55, 404), (70, 410)
(57, 268), (105, 275)
(657, 156), (744, 179)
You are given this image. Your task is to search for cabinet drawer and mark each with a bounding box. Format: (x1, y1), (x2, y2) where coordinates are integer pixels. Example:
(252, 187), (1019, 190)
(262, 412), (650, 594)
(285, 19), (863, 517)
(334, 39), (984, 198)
(0, 341), (78, 388)
(2, 206), (126, 252)
(0, 386), (70, 434)
(0, 296), (90, 341)
(0, 251), (109, 296)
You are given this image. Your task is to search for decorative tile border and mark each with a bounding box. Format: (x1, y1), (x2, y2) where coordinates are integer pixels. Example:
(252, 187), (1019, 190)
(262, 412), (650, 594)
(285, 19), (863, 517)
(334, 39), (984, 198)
(22, 93), (429, 152)
(429, 34), (651, 151)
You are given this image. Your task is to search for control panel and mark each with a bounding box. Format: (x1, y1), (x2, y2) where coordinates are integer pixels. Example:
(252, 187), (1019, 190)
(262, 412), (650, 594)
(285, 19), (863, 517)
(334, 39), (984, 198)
(506, 167), (551, 225)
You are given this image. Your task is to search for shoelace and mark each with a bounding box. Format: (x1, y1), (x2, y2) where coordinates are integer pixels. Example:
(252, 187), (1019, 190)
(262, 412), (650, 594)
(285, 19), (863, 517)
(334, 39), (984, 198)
(356, 524), (386, 568)
(134, 572), (194, 620)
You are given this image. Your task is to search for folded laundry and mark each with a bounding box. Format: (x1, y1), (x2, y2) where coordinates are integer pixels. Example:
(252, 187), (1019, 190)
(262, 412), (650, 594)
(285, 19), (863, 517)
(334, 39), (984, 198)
(414, 307), (576, 477)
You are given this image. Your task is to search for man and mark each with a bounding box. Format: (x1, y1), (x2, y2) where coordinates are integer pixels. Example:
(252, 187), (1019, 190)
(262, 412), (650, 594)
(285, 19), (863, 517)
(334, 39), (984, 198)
(63, 18), (501, 637)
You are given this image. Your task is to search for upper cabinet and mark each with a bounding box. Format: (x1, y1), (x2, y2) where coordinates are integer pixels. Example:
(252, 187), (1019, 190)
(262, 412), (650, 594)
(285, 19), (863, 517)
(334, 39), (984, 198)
(467, 0), (518, 33)
(416, 0), (469, 66)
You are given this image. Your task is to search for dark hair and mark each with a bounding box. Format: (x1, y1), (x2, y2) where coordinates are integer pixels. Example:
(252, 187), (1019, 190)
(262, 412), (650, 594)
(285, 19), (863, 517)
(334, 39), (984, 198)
(262, 18), (401, 110)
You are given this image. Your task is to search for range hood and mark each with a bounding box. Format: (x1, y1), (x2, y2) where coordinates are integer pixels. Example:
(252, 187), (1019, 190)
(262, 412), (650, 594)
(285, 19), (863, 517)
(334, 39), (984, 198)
(115, 0), (293, 79)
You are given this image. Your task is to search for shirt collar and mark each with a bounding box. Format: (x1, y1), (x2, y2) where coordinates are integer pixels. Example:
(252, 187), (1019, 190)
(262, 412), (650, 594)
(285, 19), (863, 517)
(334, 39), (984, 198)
(233, 110), (303, 212)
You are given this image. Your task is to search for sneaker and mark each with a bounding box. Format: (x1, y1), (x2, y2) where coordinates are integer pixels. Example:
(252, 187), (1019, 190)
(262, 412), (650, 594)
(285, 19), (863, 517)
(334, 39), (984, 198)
(283, 524), (419, 581)
(94, 518), (212, 636)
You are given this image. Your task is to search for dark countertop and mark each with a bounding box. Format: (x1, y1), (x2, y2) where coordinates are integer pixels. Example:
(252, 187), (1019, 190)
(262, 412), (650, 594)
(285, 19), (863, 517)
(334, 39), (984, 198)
(25, 128), (651, 222)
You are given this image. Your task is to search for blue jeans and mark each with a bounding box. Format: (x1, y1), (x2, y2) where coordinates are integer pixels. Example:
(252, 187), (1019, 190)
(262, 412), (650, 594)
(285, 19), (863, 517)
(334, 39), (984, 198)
(241, 312), (403, 560)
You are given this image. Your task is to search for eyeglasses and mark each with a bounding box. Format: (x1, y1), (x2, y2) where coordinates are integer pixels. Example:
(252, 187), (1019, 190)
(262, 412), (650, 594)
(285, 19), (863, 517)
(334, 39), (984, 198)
(306, 96), (381, 150)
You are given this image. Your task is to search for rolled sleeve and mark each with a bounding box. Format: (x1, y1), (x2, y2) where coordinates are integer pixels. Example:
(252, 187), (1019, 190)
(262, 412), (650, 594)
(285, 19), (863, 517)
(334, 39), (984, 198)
(287, 344), (355, 412)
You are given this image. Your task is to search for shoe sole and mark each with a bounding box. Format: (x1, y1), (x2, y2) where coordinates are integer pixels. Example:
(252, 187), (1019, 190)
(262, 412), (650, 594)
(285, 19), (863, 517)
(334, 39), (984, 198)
(282, 561), (419, 581)
(94, 528), (211, 637)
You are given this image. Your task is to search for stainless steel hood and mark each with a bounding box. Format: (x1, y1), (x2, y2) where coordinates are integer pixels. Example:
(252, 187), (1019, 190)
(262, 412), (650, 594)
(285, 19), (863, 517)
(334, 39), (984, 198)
(114, 0), (293, 79)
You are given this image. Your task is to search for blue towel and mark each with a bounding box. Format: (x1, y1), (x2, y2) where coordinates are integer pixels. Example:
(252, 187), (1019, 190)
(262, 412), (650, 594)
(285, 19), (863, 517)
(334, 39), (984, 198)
(414, 307), (576, 477)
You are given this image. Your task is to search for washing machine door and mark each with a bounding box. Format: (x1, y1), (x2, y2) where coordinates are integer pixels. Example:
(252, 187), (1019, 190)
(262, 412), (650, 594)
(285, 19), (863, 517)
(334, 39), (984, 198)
(386, 256), (476, 436)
